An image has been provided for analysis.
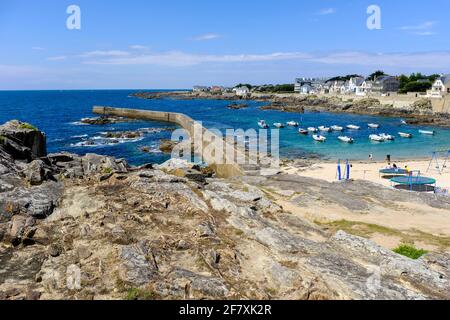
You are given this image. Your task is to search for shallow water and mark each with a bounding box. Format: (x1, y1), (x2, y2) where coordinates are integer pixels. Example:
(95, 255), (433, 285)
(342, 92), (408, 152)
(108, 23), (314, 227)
(1, 90), (449, 165)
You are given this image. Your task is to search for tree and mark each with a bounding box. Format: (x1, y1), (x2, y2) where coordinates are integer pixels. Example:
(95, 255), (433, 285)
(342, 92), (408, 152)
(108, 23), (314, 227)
(327, 74), (363, 82)
(235, 83), (253, 90)
(367, 70), (386, 81)
(399, 74), (410, 90)
(399, 81), (432, 93)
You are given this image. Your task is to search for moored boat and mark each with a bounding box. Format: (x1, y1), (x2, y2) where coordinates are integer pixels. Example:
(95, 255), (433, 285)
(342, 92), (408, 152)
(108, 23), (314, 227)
(307, 127), (318, 133)
(298, 128), (309, 135)
(338, 136), (354, 143)
(287, 121), (299, 127)
(318, 126), (331, 132)
(258, 120), (269, 129)
(398, 132), (413, 138)
(368, 123), (380, 129)
(346, 125), (361, 130)
(331, 125), (344, 131)
(379, 133), (395, 141)
(369, 134), (385, 142)
(312, 134), (326, 142)
(419, 130), (435, 135)
(273, 123), (285, 128)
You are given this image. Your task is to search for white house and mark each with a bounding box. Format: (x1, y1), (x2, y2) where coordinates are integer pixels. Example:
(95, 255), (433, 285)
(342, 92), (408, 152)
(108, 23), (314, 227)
(357, 80), (373, 96)
(348, 77), (365, 93)
(233, 86), (250, 97)
(328, 80), (346, 94)
(193, 86), (209, 92)
(299, 84), (314, 95)
(428, 75), (450, 98)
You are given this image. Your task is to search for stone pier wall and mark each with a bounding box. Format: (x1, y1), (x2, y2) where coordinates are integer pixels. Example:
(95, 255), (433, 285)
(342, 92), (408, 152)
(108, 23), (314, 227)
(92, 106), (245, 178)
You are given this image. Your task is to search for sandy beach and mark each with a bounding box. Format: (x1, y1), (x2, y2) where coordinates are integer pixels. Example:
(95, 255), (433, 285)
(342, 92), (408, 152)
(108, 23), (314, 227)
(283, 158), (450, 190)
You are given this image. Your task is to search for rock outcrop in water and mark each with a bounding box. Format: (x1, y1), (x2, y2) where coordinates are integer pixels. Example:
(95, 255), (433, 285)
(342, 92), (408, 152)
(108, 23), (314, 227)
(1, 121), (449, 300)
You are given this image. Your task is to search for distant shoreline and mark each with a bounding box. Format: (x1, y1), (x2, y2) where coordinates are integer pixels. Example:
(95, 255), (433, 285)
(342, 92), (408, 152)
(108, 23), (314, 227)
(131, 91), (450, 127)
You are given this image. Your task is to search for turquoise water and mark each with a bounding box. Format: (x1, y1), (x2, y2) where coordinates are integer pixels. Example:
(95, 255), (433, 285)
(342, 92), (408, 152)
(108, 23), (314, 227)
(0, 90), (449, 165)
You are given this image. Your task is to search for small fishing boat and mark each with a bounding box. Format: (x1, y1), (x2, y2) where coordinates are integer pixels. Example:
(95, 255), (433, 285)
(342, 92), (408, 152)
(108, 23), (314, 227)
(338, 136), (354, 143)
(368, 123), (380, 129)
(298, 128), (309, 135)
(419, 130), (435, 135)
(307, 127), (318, 133)
(318, 126), (331, 132)
(331, 125), (344, 131)
(400, 120), (407, 125)
(398, 132), (413, 138)
(287, 121), (299, 127)
(273, 123), (285, 128)
(346, 125), (361, 130)
(312, 134), (326, 142)
(369, 134), (385, 142)
(258, 120), (269, 129)
(379, 133), (395, 141)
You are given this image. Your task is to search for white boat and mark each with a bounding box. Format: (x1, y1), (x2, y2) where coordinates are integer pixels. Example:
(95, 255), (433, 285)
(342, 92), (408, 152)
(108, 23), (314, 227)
(273, 123), (285, 128)
(318, 126), (331, 132)
(307, 127), (318, 133)
(419, 130), (435, 135)
(331, 125), (344, 131)
(400, 120), (407, 125)
(312, 135), (326, 142)
(298, 128), (309, 135)
(379, 133), (395, 141)
(347, 125), (361, 130)
(368, 123), (380, 129)
(287, 121), (299, 127)
(369, 134), (385, 142)
(338, 136), (354, 143)
(398, 132), (413, 138)
(258, 120), (269, 129)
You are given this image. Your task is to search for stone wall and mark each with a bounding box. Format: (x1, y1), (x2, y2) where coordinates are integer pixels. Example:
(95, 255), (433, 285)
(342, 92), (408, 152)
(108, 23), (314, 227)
(92, 106), (245, 178)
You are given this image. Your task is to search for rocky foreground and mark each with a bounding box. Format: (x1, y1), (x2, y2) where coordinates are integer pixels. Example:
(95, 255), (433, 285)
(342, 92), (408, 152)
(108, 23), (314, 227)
(131, 91), (450, 127)
(1, 120), (450, 300)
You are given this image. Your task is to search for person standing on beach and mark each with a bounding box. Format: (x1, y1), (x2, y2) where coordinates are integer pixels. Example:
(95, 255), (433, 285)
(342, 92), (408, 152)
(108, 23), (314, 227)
(369, 154), (373, 161)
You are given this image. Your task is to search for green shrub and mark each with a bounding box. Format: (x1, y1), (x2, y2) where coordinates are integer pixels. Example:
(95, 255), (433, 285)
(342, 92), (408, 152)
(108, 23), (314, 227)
(126, 288), (156, 300)
(0, 135), (6, 144)
(393, 245), (427, 260)
(102, 167), (113, 174)
(19, 123), (38, 131)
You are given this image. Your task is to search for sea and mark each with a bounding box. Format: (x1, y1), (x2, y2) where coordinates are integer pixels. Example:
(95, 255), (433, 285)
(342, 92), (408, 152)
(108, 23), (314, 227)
(1, 89), (449, 166)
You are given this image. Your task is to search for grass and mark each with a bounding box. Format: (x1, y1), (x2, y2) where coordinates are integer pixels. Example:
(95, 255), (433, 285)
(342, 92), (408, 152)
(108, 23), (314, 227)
(393, 245), (428, 260)
(102, 167), (113, 174)
(125, 288), (157, 300)
(19, 123), (38, 131)
(0, 135), (6, 144)
(317, 219), (450, 250)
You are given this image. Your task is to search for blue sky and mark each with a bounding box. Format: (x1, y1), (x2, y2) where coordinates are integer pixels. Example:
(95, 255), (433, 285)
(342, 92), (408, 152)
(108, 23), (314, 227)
(1, 0), (450, 89)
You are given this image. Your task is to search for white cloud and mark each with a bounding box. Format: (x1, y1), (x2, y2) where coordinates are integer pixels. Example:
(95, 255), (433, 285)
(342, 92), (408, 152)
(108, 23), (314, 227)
(318, 8), (336, 15)
(83, 51), (313, 67)
(81, 49), (450, 70)
(47, 56), (67, 61)
(32, 47), (45, 51)
(190, 33), (221, 41)
(80, 50), (130, 58)
(400, 21), (437, 36)
(130, 45), (148, 50)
